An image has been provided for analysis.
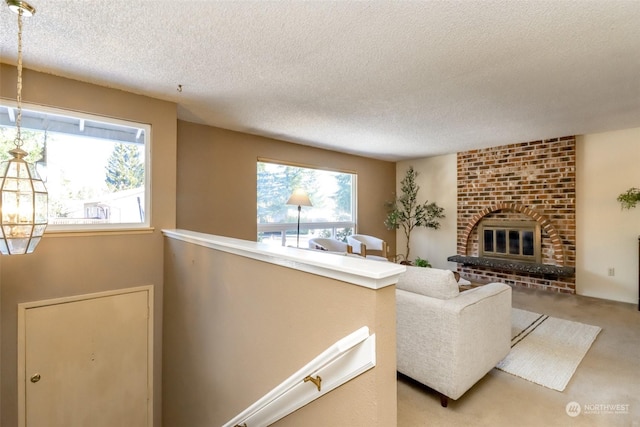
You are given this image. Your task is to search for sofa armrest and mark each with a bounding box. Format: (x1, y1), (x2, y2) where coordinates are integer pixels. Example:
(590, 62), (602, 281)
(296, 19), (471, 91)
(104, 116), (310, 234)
(396, 282), (512, 400)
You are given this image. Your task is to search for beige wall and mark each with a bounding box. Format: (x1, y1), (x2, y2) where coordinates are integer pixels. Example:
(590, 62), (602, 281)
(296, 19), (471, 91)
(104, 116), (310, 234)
(577, 127), (640, 304)
(0, 65), (177, 426)
(163, 237), (397, 426)
(395, 155), (458, 268)
(176, 121), (396, 250)
(0, 65), (396, 426)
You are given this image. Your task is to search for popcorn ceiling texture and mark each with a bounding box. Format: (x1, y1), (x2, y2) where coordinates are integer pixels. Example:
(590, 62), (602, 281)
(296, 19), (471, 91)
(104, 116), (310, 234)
(1, 2), (639, 161)
(455, 138), (576, 293)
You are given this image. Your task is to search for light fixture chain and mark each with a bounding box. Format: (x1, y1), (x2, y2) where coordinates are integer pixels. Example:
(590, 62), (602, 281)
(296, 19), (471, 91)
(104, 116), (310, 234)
(15, 6), (24, 148)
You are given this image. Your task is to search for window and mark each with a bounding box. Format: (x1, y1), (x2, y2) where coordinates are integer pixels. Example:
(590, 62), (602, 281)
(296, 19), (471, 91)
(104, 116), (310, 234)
(257, 160), (356, 247)
(0, 103), (150, 231)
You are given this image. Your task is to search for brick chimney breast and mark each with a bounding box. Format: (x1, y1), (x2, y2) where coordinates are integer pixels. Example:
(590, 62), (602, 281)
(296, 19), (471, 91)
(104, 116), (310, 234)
(455, 138), (576, 293)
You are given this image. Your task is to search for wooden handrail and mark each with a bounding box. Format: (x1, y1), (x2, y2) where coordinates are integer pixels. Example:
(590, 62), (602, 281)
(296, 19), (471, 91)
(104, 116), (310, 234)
(222, 327), (376, 427)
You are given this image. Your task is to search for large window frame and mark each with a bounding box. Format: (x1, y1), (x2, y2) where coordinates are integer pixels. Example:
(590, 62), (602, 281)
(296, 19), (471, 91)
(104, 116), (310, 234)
(0, 101), (152, 233)
(257, 159), (357, 247)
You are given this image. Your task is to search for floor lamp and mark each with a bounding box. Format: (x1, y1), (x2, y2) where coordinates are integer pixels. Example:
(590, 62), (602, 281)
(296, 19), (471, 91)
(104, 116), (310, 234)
(286, 189), (312, 247)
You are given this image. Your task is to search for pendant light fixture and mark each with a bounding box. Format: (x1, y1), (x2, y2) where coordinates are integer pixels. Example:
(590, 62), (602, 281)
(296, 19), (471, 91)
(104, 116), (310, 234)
(0, 0), (48, 255)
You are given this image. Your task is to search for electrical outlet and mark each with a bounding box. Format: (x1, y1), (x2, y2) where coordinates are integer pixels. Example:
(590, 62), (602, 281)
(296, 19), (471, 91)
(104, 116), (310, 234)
(608, 268), (615, 276)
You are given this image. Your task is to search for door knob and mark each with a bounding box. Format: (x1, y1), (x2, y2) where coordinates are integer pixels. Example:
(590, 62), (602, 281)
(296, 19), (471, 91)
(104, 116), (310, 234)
(30, 373), (41, 383)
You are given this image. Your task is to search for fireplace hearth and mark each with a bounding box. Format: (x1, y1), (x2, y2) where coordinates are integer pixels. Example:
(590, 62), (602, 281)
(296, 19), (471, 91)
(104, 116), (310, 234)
(447, 255), (575, 277)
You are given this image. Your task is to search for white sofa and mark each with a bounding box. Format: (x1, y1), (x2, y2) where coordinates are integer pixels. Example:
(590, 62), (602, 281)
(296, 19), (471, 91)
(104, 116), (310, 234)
(396, 266), (512, 406)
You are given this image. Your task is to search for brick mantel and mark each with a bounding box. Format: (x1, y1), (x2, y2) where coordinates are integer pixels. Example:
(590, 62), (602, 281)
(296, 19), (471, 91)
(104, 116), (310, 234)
(454, 138), (576, 293)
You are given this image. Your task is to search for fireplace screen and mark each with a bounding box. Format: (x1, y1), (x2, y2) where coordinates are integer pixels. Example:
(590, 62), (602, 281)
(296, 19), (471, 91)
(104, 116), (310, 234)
(479, 220), (541, 263)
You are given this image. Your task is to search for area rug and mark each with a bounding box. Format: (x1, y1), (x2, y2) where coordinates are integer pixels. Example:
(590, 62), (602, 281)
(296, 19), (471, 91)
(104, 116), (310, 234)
(496, 308), (601, 392)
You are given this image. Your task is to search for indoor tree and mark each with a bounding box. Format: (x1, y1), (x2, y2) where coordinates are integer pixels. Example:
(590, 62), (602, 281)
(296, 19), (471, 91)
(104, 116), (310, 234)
(384, 166), (445, 262)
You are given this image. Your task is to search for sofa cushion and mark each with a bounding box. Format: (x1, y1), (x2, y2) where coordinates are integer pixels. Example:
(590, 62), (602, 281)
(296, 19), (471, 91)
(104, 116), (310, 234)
(397, 266), (460, 300)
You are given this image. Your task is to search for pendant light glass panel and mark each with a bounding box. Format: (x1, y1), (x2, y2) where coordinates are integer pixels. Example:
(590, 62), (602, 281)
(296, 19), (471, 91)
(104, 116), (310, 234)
(0, 154), (48, 254)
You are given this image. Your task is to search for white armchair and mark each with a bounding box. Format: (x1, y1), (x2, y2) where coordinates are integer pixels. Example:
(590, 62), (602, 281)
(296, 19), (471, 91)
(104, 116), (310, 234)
(346, 234), (389, 261)
(396, 266), (512, 406)
(308, 238), (352, 254)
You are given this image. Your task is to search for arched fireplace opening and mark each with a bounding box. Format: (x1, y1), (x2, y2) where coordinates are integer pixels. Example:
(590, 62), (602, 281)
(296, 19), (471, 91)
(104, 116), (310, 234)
(448, 203), (574, 278)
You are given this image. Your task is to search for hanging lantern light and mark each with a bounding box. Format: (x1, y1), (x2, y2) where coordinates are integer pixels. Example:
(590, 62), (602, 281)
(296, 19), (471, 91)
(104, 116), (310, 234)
(0, 0), (48, 255)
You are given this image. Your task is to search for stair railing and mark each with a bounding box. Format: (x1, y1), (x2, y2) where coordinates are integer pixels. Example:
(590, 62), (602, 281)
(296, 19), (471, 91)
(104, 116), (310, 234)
(222, 326), (376, 427)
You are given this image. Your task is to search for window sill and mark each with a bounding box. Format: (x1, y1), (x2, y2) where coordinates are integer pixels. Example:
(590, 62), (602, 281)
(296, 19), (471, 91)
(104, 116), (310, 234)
(44, 227), (155, 238)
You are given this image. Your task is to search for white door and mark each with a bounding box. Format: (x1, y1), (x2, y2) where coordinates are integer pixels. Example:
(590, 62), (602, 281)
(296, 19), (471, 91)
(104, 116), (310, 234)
(18, 286), (153, 427)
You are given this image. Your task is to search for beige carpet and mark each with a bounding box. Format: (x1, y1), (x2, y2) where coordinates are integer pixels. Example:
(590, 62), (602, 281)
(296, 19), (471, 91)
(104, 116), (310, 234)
(496, 308), (601, 392)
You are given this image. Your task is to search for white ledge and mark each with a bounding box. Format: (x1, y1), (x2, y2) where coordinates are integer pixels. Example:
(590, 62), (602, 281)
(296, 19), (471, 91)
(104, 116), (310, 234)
(162, 229), (405, 289)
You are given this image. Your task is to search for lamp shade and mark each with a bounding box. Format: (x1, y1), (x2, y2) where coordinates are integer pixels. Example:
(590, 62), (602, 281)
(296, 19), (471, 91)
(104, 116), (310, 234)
(0, 148), (48, 255)
(286, 189), (312, 207)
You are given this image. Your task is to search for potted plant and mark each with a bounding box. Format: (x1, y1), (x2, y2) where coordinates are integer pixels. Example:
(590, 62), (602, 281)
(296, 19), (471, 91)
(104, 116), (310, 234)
(413, 257), (432, 268)
(617, 187), (640, 210)
(384, 166), (445, 263)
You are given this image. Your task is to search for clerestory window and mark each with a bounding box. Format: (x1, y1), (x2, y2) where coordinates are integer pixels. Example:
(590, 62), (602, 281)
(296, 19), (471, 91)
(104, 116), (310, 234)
(0, 102), (151, 232)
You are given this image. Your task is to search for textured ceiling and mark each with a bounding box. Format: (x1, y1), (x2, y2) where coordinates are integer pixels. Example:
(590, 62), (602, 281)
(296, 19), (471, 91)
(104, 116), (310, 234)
(1, 1), (639, 161)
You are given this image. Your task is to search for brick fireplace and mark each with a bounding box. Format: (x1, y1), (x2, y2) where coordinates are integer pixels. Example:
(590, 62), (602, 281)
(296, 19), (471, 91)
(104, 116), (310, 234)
(449, 138), (576, 293)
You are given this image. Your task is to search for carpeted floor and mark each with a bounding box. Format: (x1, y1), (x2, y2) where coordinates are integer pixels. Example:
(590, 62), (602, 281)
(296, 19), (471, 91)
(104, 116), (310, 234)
(398, 286), (640, 427)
